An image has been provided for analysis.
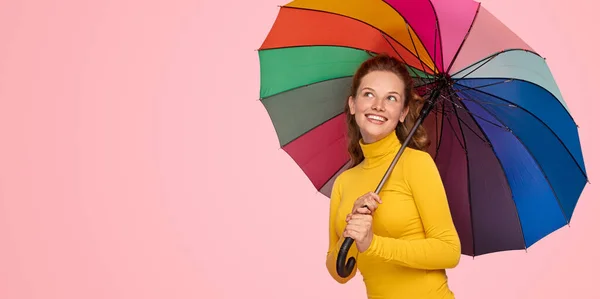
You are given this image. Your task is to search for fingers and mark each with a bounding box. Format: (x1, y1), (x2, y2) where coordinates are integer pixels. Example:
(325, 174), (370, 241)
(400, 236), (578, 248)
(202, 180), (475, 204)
(368, 192), (383, 204)
(343, 228), (362, 240)
(358, 203), (377, 214)
(344, 214), (372, 240)
(343, 228), (358, 239)
(355, 206), (371, 214)
(345, 213), (372, 223)
(362, 200), (378, 213)
(353, 199), (378, 214)
(345, 213), (371, 225)
(353, 192), (382, 214)
(343, 223), (364, 239)
(346, 214), (372, 230)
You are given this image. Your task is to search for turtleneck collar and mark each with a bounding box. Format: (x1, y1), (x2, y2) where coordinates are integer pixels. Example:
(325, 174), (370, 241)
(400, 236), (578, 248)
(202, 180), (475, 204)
(359, 131), (401, 169)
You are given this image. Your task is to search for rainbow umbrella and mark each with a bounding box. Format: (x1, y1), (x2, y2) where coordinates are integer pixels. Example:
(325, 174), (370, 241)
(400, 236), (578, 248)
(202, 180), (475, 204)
(257, 0), (588, 277)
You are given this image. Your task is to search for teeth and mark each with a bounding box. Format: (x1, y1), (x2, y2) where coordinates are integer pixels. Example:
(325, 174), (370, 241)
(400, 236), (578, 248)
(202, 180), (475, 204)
(367, 115), (386, 122)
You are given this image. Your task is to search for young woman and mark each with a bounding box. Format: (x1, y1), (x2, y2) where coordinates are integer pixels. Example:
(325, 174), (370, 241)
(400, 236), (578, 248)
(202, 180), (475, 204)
(325, 54), (461, 299)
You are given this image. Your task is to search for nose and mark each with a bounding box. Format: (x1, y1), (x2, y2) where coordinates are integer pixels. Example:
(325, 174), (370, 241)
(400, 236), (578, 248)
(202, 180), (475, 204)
(371, 96), (385, 111)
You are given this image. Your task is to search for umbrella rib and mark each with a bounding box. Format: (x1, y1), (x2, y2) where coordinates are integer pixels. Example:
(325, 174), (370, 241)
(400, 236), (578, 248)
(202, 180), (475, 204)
(459, 90), (571, 226)
(446, 3), (481, 73)
(405, 21), (434, 78)
(452, 90), (528, 252)
(318, 159), (351, 193)
(382, 0), (443, 72)
(259, 74), (353, 101)
(380, 33), (424, 79)
(442, 105), (466, 151)
(441, 93), (508, 130)
(280, 111), (345, 149)
(434, 99), (447, 160)
(415, 81), (438, 91)
(380, 33), (435, 86)
(451, 52), (501, 82)
(280, 6), (432, 74)
(434, 104), (440, 160)
(448, 91), (477, 256)
(432, 19), (439, 74)
(455, 77), (578, 125)
(420, 88), (444, 159)
(452, 79), (516, 99)
(450, 48), (543, 80)
(439, 106), (490, 146)
(436, 108), (443, 158)
(430, 0), (444, 72)
(454, 82), (588, 181)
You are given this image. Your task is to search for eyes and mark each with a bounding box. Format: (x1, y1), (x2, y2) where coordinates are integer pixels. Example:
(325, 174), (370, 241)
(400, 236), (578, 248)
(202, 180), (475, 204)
(363, 91), (398, 102)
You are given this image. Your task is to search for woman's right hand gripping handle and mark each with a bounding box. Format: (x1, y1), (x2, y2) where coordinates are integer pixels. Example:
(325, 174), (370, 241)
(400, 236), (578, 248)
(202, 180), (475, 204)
(326, 189), (382, 283)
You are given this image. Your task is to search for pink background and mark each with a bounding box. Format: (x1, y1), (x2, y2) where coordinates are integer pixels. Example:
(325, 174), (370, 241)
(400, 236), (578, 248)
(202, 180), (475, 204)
(0, 0), (597, 298)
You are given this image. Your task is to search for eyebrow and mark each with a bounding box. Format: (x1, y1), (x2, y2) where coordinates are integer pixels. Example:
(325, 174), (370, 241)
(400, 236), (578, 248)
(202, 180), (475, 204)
(361, 87), (401, 96)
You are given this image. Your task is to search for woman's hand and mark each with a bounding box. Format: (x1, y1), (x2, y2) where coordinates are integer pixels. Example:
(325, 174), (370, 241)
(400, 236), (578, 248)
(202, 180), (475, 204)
(352, 192), (382, 215)
(343, 192), (381, 252)
(343, 213), (374, 253)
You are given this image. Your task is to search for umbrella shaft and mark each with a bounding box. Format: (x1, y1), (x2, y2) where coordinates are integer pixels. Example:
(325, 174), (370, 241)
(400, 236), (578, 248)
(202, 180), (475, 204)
(374, 88), (439, 194)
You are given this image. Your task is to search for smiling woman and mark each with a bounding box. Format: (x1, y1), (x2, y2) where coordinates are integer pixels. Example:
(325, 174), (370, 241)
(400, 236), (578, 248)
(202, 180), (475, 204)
(326, 54), (461, 299)
(345, 55), (431, 167)
(348, 70), (407, 143)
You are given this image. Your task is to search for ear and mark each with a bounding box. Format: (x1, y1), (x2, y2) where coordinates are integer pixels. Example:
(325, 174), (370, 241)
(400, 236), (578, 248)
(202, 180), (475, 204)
(348, 96), (356, 115)
(399, 105), (409, 122)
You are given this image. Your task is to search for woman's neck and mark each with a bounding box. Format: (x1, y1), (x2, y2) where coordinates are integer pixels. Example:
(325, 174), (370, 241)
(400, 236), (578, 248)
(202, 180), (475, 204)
(359, 131), (401, 168)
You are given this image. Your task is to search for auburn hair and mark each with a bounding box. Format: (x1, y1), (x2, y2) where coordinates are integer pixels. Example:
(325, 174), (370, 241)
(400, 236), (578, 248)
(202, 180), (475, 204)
(344, 54), (430, 167)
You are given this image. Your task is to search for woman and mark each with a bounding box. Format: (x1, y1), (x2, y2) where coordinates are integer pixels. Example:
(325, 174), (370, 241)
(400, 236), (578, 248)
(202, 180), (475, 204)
(325, 54), (461, 299)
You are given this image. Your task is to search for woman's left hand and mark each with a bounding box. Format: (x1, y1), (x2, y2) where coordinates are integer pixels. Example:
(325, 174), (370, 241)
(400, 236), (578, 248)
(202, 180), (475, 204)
(343, 213), (374, 253)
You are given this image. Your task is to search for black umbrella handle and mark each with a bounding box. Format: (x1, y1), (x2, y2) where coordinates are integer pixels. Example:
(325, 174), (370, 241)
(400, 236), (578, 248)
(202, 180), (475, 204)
(335, 88), (441, 279)
(335, 203), (370, 277)
(336, 237), (356, 277)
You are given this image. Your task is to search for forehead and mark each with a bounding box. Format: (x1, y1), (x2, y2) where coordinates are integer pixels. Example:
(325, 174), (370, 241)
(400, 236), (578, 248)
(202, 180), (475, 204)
(359, 70), (405, 92)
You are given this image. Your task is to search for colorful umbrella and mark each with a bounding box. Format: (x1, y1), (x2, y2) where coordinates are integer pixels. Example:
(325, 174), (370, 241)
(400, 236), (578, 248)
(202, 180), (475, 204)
(257, 0), (588, 277)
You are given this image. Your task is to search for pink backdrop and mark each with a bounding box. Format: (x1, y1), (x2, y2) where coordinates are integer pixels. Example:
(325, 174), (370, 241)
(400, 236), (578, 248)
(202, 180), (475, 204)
(0, 0), (597, 298)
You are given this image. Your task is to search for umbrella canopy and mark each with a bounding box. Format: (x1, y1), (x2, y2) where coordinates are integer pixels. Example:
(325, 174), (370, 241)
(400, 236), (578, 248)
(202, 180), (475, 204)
(257, 0), (588, 259)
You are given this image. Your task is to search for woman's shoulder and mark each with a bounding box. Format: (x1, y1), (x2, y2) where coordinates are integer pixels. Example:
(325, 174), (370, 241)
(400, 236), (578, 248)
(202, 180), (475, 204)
(404, 147), (434, 162)
(401, 147), (438, 172)
(330, 163), (362, 187)
(332, 166), (352, 185)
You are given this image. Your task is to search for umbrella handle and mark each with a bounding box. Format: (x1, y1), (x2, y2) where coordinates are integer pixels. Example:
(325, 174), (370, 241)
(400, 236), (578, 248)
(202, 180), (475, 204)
(336, 237), (356, 277)
(337, 203), (370, 277)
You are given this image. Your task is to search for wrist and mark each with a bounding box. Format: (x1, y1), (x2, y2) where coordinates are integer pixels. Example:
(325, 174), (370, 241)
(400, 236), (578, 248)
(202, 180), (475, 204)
(358, 233), (375, 253)
(360, 234), (378, 254)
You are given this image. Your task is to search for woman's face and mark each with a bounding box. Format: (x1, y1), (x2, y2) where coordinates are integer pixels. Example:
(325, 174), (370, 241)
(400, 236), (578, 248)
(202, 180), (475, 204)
(348, 70), (409, 144)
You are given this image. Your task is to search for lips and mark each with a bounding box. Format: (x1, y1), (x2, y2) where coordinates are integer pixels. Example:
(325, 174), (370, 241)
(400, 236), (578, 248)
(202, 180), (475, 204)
(366, 114), (388, 123)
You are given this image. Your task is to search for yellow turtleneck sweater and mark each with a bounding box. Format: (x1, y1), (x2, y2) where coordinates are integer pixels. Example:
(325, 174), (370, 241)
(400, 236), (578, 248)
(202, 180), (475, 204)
(326, 131), (461, 299)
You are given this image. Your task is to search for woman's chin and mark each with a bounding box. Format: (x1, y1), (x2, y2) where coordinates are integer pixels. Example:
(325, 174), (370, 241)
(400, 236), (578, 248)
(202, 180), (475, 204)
(361, 127), (395, 143)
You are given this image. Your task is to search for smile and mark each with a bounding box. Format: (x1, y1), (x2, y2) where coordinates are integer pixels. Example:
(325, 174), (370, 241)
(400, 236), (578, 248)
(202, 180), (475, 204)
(366, 114), (388, 122)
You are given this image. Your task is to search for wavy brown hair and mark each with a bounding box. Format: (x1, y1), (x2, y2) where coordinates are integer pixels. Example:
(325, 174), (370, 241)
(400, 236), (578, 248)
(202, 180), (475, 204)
(345, 54), (430, 167)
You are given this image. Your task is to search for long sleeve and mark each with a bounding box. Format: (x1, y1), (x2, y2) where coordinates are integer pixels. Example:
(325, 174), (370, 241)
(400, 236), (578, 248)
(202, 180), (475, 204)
(325, 177), (358, 284)
(362, 150), (461, 270)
